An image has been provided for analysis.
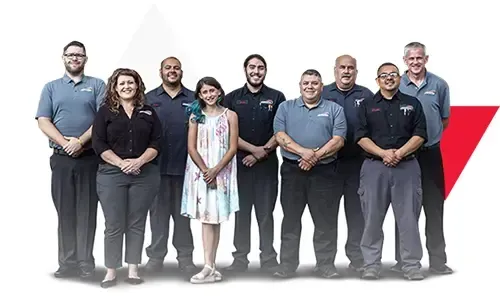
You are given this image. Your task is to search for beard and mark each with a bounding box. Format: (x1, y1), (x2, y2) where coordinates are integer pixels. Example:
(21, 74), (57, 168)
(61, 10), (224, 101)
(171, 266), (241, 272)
(65, 63), (84, 76)
(246, 73), (264, 88)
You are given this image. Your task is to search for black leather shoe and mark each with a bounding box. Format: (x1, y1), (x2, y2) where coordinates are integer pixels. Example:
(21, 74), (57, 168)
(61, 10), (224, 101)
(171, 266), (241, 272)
(390, 262), (403, 273)
(272, 265), (295, 279)
(313, 266), (341, 279)
(223, 262), (248, 272)
(348, 262), (364, 272)
(361, 268), (380, 280)
(100, 278), (117, 288)
(54, 267), (78, 278)
(404, 269), (425, 280)
(125, 277), (144, 285)
(179, 263), (197, 274)
(429, 264), (453, 275)
(144, 260), (163, 272)
(79, 266), (95, 280)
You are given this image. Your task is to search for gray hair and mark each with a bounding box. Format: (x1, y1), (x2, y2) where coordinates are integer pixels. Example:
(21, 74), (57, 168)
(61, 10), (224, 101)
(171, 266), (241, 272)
(404, 42), (426, 56)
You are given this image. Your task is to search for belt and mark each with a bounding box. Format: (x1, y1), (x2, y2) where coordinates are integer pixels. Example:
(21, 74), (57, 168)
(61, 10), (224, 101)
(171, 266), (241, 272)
(366, 154), (416, 162)
(420, 142), (440, 151)
(53, 148), (95, 157)
(282, 157), (334, 166)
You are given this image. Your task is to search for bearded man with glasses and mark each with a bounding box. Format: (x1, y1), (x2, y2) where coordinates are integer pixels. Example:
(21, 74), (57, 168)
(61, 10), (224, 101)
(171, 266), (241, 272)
(36, 40), (106, 280)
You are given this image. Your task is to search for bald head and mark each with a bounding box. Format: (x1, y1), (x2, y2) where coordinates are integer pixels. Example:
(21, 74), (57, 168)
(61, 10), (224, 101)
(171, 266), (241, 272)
(335, 55), (357, 68)
(334, 54), (358, 90)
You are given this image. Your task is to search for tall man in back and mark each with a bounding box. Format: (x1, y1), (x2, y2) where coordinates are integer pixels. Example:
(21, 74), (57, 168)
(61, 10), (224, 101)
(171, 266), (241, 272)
(392, 42), (453, 275)
(222, 54), (286, 272)
(36, 41), (106, 279)
(321, 55), (374, 271)
(144, 57), (196, 274)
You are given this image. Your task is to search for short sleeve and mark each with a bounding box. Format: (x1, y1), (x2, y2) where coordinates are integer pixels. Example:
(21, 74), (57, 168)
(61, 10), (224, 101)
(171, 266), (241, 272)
(35, 83), (53, 119)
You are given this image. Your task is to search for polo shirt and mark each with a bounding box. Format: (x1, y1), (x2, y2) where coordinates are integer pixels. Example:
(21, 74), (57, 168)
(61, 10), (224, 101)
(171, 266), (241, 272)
(399, 70), (450, 147)
(35, 73), (106, 149)
(273, 97), (347, 164)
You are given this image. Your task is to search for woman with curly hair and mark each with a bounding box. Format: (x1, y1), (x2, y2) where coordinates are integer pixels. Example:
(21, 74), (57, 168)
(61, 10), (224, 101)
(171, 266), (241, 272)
(181, 76), (240, 284)
(91, 68), (162, 288)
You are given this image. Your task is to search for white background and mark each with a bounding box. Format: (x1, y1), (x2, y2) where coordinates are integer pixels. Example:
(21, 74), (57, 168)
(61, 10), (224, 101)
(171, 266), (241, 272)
(1, 0), (499, 294)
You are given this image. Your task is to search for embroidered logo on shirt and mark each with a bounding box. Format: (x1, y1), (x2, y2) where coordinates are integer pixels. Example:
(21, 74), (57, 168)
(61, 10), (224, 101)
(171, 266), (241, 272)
(424, 90), (436, 95)
(139, 110), (152, 115)
(400, 104), (414, 116)
(260, 99), (274, 111)
(80, 87), (93, 92)
(317, 112), (330, 117)
(182, 102), (191, 107)
(354, 98), (365, 107)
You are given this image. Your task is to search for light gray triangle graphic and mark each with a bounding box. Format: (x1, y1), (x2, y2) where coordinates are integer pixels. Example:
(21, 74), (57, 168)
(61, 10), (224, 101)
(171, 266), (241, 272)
(115, 4), (197, 92)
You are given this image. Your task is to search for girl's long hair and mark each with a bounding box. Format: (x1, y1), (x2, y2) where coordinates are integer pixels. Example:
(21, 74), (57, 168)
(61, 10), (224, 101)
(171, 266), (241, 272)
(103, 68), (146, 113)
(187, 76), (225, 123)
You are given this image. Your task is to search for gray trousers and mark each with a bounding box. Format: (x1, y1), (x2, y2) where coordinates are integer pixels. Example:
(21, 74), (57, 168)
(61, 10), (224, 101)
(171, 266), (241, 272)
(96, 163), (160, 269)
(358, 157), (423, 272)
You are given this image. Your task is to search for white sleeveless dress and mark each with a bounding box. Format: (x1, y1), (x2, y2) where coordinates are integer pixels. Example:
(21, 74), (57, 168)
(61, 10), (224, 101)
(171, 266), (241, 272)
(181, 108), (239, 224)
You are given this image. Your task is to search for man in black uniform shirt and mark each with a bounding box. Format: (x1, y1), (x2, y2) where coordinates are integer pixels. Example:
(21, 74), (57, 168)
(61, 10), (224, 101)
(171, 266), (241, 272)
(354, 62), (427, 280)
(222, 54), (286, 272)
(321, 55), (374, 271)
(143, 57), (197, 273)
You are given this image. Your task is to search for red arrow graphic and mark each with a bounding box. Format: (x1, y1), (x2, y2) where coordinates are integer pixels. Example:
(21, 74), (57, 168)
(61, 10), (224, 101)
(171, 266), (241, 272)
(441, 106), (499, 199)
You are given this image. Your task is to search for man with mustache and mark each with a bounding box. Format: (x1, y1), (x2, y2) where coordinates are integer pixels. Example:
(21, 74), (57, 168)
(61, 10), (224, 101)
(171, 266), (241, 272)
(36, 41), (106, 279)
(355, 62), (426, 280)
(391, 42), (453, 275)
(273, 69), (347, 279)
(143, 57), (197, 274)
(222, 54), (286, 272)
(321, 55), (374, 272)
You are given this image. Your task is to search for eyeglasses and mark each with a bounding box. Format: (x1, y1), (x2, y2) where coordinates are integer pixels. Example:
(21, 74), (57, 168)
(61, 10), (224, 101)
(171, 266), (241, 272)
(64, 53), (86, 59)
(377, 72), (399, 79)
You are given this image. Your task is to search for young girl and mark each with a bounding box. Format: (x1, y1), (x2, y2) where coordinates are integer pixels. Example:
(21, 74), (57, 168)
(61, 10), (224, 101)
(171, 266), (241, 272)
(180, 76), (239, 284)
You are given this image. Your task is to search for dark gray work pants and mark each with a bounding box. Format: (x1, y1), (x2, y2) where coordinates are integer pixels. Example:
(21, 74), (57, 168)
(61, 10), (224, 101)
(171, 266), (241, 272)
(145, 175), (194, 266)
(96, 163), (160, 269)
(358, 157), (423, 273)
(232, 157), (279, 268)
(50, 151), (99, 269)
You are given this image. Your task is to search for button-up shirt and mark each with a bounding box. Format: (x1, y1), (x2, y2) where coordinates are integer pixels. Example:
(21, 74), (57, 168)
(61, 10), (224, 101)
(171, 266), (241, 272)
(146, 85), (195, 175)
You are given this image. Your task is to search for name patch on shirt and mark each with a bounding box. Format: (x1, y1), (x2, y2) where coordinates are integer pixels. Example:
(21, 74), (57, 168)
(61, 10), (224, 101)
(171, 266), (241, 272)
(424, 90), (436, 95)
(317, 112), (330, 117)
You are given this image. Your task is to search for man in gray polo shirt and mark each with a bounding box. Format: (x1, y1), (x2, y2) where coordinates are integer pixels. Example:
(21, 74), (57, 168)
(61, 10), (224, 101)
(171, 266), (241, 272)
(36, 41), (106, 279)
(392, 42), (453, 275)
(272, 69), (347, 279)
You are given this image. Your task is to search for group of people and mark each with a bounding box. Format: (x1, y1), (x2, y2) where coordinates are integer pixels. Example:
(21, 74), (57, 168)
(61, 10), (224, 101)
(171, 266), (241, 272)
(36, 40), (452, 288)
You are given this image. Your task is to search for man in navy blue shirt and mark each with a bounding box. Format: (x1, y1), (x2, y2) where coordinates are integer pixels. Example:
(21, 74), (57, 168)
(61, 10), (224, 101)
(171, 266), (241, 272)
(143, 57), (196, 274)
(321, 55), (374, 271)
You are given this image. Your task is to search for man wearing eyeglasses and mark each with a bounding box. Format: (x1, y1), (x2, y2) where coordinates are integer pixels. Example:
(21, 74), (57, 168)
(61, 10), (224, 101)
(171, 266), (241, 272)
(354, 62), (427, 281)
(390, 42), (453, 276)
(36, 41), (106, 280)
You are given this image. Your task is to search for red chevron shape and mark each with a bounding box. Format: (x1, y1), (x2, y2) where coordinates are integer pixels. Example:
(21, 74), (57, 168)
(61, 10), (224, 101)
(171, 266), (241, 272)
(441, 106), (499, 199)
